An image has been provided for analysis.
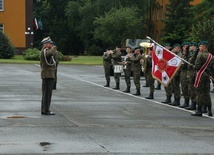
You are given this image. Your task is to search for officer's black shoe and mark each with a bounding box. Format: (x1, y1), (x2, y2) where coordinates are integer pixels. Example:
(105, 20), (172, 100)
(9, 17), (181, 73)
(133, 89), (141, 96)
(123, 87), (130, 93)
(191, 106), (202, 117)
(161, 96), (172, 104)
(41, 111), (55, 115)
(210, 88), (214, 93)
(179, 98), (189, 108)
(202, 106), (207, 113)
(185, 102), (196, 110)
(145, 92), (154, 99)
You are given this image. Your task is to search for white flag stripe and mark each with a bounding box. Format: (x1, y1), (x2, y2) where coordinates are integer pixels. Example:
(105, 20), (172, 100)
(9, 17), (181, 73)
(162, 71), (170, 84)
(155, 46), (163, 60)
(167, 57), (182, 67)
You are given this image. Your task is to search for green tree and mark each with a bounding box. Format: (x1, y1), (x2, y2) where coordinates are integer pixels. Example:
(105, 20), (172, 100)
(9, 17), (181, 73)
(162, 0), (194, 44)
(94, 7), (145, 46)
(189, 0), (214, 52)
(0, 31), (15, 59)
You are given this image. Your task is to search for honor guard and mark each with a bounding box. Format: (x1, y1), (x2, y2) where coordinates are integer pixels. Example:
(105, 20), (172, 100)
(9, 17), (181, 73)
(191, 41), (213, 117)
(40, 37), (56, 115)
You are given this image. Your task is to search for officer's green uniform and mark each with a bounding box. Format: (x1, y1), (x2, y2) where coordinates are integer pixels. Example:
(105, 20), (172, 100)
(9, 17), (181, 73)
(192, 46), (214, 117)
(131, 53), (143, 95)
(40, 39), (56, 115)
(103, 52), (112, 87)
(52, 45), (59, 90)
(144, 54), (155, 99)
(112, 50), (122, 89)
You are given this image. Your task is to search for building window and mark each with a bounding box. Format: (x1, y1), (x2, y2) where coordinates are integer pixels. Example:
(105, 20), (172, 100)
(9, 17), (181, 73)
(0, 0), (4, 11)
(0, 24), (3, 32)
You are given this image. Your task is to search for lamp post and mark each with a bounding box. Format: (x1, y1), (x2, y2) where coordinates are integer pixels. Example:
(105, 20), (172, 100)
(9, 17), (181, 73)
(25, 27), (34, 48)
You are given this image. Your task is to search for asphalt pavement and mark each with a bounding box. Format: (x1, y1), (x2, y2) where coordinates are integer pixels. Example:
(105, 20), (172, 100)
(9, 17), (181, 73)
(0, 64), (214, 154)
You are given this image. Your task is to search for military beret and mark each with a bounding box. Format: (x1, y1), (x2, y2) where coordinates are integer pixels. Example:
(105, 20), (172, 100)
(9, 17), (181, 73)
(181, 42), (189, 46)
(116, 44), (122, 48)
(189, 42), (197, 46)
(173, 44), (181, 48)
(198, 41), (209, 46)
(163, 43), (171, 47)
(41, 37), (53, 44)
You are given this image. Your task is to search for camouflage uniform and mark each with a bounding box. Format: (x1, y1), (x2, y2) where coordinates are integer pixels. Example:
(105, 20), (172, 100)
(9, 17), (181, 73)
(123, 52), (132, 92)
(131, 53), (143, 95)
(192, 49), (214, 116)
(144, 54), (155, 99)
(111, 50), (122, 89)
(103, 52), (112, 87)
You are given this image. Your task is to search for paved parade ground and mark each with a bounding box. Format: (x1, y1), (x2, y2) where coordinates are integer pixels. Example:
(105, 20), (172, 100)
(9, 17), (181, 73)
(0, 64), (214, 154)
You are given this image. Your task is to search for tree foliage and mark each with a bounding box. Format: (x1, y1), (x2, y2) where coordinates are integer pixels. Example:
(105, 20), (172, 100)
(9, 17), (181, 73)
(162, 0), (194, 44)
(0, 31), (15, 59)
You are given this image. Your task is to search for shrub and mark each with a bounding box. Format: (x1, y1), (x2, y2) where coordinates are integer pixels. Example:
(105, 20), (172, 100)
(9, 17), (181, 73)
(0, 31), (15, 59)
(23, 48), (40, 60)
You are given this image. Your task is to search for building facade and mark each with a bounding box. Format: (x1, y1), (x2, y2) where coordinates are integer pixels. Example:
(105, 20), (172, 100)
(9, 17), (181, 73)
(0, 0), (33, 52)
(149, 0), (203, 43)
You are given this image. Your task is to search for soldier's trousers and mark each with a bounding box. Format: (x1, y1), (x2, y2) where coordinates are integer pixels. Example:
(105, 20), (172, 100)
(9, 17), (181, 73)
(187, 70), (196, 102)
(172, 75), (181, 98)
(104, 67), (111, 83)
(133, 70), (141, 90)
(146, 71), (154, 92)
(180, 70), (189, 99)
(114, 73), (120, 84)
(41, 78), (54, 113)
(124, 69), (131, 87)
(164, 82), (172, 96)
(195, 75), (211, 106)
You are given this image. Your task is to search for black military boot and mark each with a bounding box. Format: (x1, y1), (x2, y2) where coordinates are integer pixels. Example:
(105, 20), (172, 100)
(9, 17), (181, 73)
(112, 83), (120, 90)
(161, 95), (172, 104)
(207, 105), (213, 117)
(145, 92), (154, 99)
(123, 86), (130, 93)
(202, 105), (207, 113)
(104, 81), (110, 87)
(133, 89), (141, 96)
(143, 83), (149, 87)
(155, 84), (161, 90)
(171, 98), (180, 106)
(179, 98), (189, 108)
(185, 101), (196, 110)
(191, 106), (202, 117)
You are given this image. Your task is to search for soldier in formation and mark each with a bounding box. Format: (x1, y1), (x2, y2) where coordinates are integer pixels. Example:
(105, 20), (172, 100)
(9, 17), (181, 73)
(103, 49), (112, 87)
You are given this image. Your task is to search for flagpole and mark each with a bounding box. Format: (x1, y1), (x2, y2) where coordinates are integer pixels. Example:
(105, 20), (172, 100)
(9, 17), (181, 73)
(146, 36), (192, 65)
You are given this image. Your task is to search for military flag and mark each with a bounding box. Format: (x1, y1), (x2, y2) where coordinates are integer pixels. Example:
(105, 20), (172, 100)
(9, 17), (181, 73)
(34, 18), (39, 30)
(151, 45), (182, 86)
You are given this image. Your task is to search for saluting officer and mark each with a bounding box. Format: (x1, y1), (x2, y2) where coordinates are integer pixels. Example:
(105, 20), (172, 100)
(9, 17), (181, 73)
(40, 37), (56, 115)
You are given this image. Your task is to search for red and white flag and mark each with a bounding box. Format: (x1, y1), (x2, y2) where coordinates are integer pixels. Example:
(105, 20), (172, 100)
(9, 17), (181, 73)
(34, 18), (39, 30)
(152, 45), (182, 87)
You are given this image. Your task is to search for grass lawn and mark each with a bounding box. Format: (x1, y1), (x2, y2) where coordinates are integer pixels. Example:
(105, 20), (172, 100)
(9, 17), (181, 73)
(0, 55), (103, 65)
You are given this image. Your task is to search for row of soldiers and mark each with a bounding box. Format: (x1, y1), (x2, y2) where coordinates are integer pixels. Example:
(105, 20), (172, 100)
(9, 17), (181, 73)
(103, 41), (214, 117)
